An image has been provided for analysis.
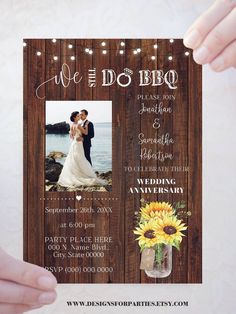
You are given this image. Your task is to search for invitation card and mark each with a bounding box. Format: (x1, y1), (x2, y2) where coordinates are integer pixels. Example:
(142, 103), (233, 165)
(23, 38), (202, 283)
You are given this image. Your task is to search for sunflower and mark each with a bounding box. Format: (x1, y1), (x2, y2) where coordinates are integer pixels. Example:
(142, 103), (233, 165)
(140, 201), (174, 220)
(156, 215), (187, 247)
(133, 220), (163, 248)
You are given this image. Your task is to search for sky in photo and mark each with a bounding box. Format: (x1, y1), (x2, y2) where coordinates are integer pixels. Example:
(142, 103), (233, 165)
(46, 100), (112, 124)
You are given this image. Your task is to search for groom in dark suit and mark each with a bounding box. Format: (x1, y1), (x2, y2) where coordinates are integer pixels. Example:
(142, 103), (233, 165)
(80, 109), (94, 165)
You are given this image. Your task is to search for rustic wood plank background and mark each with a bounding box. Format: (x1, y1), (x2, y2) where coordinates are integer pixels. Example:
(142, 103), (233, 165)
(23, 39), (202, 283)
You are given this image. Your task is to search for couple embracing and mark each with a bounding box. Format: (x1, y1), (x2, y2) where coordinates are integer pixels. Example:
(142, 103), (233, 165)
(58, 109), (107, 188)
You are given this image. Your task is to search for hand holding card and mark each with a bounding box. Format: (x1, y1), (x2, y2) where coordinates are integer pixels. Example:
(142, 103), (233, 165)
(0, 246), (57, 313)
(184, 0), (236, 71)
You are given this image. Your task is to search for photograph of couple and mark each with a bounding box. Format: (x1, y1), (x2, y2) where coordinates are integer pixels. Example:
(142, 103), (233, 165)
(45, 101), (112, 192)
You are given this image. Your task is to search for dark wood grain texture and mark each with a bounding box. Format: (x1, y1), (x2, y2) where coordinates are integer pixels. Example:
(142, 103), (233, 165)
(91, 39), (111, 283)
(24, 39), (45, 266)
(140, 39), (158, 284)
(108, 39), (126, 283)
(187, 56), (202, 283)
(124, 39), (142, 283)
(23, 39), (202, 283)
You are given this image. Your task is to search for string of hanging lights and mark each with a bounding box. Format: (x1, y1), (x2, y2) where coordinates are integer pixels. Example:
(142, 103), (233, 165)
(23, 39), (191, 62)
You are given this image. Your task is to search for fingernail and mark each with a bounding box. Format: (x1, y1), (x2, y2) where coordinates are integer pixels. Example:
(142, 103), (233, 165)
(193, 46), (209, 64)
(38, 276), (57, 290)
(210, 56), (225, 71)
(184, 29), (201, 49)
(31, 304), (43, 309)
(38, 292), (57, 304)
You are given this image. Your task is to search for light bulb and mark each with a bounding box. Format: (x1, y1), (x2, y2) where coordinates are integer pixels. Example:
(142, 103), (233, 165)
(68, 44), (73, 49)
(137, 48), (141, 53)
(169, 39), (174, 43)
(70, 56), (75, 60)
(102, 50), (107, 54)
(133, 50), (138, 55)
(168, 55), (173, 61)
(120, 41), (125, 46)
(53, 56), (58, 61)
(52, 39), (57, 43)
(85, 48), (90, 53)
(23, 42), (27, 47)
(185, 51), (190, 56)
(36, 51), (41, 56)
(151, 56), (156, 60)
(101, 41), (106, 46)
(88, 50), (93, 55)
(153, 44), (158, 49)
(119, 50), (124, 54)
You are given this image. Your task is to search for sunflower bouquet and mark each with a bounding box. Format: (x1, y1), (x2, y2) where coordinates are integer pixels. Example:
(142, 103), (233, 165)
(133, 200), (188, 277)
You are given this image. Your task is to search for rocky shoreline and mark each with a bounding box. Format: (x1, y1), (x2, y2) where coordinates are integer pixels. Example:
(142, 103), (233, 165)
(45, 154), (112, 192)
(46, 122), (70, 134)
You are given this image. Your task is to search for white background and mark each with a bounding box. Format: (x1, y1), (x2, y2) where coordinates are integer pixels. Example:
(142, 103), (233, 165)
(0, 0), (236, 313)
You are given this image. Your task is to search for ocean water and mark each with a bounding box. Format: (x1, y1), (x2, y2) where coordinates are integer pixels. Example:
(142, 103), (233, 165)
(46, 122), (112, 173)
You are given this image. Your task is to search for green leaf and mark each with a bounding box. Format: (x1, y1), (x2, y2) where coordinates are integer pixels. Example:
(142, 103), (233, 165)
(155, 243), (164, 266)
(172, 241), (180, 251)
(140, 244), (146, 252)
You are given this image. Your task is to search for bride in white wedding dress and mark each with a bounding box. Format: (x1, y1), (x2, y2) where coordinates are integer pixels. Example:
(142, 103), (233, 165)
(57, 111), (107, 188)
